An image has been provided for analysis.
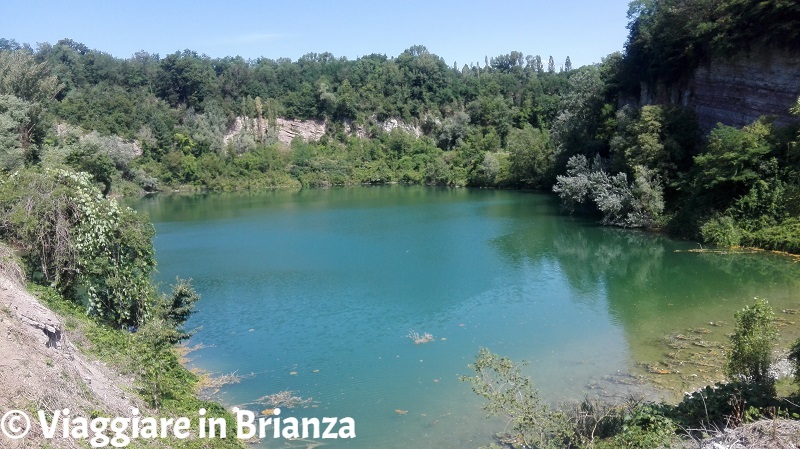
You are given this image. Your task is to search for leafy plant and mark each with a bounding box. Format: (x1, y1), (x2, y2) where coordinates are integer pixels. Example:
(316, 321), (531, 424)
(0, 168), (155, 328)
(461, 348), (574, 449)
(553, 154), (664, 228)
(725, 298), (778, 386)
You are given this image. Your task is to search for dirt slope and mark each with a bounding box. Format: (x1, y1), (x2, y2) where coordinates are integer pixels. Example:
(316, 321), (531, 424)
(0, 274), (142, 448)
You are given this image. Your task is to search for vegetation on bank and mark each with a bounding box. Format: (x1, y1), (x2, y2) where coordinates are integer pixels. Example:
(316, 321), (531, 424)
(464, 298), (800, 448)
(0, 168), (245, 448)
(0, 0), (799, 447)
(1, 2), (798, 252)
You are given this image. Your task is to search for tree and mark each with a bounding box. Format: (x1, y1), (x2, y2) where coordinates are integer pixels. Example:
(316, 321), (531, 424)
(0, 94), (32, 170)
(461, 348), (570, 449)
(548, 55), (556, 73)
(0, 50), (62, 159)
(134, 278), (199, 408)
(507, 124), (556, 188)
(553, 154), (664, 228)
(0, 169), (155, 328)
(725, 298), (778, 385)
(533, 55), (543, 73)
(550, 65), (609, 160)
(66, 148), (116, 196)
(693, 120), (775, 211)
(564, 56), (573, 72)
(156, 50), (218, 110)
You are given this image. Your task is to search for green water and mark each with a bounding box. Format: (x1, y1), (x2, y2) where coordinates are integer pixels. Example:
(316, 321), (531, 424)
(135, 186), (800, 448)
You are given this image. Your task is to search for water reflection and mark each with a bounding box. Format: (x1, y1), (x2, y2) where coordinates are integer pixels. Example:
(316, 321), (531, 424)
(136, 187), (800, 447)
(490, 205), (800, 390)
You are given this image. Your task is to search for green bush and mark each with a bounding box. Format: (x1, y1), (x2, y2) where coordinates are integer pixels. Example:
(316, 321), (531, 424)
(700, 215), (742, 247)
(742, 217), (800, 253)
(726, 298), (778, 385)
(0, 168), (155, 327)
(789, 338), (800, 390)
(596, 405), (676, 449)
(669, 381), (777, 429)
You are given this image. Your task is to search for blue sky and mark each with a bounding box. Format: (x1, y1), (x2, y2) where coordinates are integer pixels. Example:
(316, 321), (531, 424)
(2, 0), (632, 68)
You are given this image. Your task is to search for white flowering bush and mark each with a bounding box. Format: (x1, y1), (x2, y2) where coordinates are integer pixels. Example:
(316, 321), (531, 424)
(0, 168), (154, 327)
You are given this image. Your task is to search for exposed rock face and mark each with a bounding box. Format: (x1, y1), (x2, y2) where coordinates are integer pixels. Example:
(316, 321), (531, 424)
(225, 116), (422, 146)
(691, 48), (800, 130)
(378, 118), (423, 137)
(275, 117), (326, 144)
(641, 47), (800, 131)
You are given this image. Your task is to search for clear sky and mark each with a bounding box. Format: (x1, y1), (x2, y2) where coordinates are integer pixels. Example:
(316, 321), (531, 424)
(2, 0), (632, 68)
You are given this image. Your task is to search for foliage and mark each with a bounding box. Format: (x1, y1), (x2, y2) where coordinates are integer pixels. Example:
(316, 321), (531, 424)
(595, 404), (676, 449)
(624, 0), (800, 85)
(609, 104), (699, 187)
(551, 63), (616, 161)
(506, 124), (556, 188)
(463, 348), (682, 449)
(0, 94), (30, 170)
(789, 338), (800, 389)
(553, 154), (664, 228)
(693, 121), (775, 205)
(460, 348), (574, 449)
(699, 215), (742, 247)
(32, 285), (244, 448)
(741, 216), (800, 254)
(0, 168), (154, 328)
(134, 280), (200, 409)
(668, 381), (779, 430)
(0, 50), (62, 163)
(726, 298), (778, 386)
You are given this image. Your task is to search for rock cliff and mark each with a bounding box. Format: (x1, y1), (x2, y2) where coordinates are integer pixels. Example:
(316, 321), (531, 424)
(641, 47), (800, 131)
(225, 116), (422, 147)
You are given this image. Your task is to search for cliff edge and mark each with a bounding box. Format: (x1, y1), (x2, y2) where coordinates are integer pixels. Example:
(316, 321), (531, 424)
(641, 46), (800, 131)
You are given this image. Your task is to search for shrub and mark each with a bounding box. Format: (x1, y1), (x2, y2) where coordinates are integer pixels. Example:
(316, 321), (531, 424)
(700, 215), (742, 247)
(726, 298), (778, 386)
(461, 348), (574, 449)
(789, 338), (800, 389)
(553, 154), (664, 228)
(669, 381), (777, 429)
(0, 168), (155, 327)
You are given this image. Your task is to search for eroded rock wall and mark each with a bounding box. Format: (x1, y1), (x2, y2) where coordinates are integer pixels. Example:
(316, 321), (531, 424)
(691, 48), (800, 130)
(642, 47), (800, 131)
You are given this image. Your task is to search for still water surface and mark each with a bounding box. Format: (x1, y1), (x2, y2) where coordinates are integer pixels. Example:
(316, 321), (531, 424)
(134, 186), (800, 448)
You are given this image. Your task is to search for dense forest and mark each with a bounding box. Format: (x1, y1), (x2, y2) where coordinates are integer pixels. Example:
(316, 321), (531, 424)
(1, 1), (799, 254)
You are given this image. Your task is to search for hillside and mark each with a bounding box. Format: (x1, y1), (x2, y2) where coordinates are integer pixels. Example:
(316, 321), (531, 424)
(0, 272), (142, 448)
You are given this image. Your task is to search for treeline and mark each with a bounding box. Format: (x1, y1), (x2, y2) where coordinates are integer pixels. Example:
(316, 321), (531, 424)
(0, 38), (576, 191)
(1, 0), (799, 253)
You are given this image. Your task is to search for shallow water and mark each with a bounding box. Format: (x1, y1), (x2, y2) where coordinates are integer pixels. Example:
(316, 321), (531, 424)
(134, 186), (800, 448)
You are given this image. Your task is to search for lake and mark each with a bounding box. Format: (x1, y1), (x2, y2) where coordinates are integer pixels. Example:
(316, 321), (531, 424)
(134, 186), (800, 448)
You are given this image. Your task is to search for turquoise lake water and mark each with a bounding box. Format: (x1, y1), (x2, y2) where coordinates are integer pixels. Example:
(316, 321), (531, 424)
(134, 186), (800, 448)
